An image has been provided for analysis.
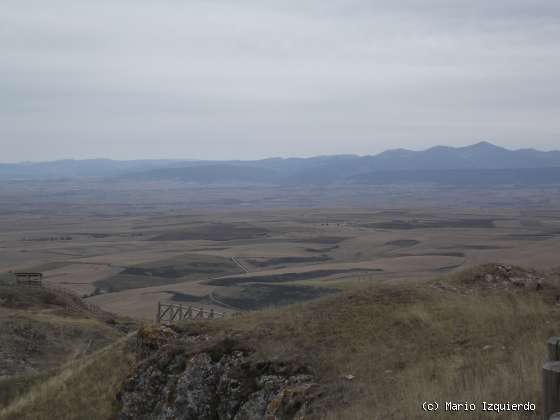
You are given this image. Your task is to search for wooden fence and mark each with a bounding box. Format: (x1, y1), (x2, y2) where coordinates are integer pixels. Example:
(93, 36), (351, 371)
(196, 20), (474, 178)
(43, 284), (110, 319)
(9, 273), (112, 320)
(156, 302), (225, 324)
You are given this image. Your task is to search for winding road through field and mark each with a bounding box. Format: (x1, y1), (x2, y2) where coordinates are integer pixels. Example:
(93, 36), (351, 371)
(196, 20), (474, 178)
(231, 256), (250, 273)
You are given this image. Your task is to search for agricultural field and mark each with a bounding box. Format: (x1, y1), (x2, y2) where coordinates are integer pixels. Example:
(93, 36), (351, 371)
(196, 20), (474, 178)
(1, 208), (560, 320)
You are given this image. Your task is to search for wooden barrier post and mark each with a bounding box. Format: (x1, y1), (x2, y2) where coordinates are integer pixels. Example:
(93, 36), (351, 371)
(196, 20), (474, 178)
(156, 302), (161, 324)
(549, 338), (560, 362)
(543, 362), (560, 419)
(543, 337), (560, 419)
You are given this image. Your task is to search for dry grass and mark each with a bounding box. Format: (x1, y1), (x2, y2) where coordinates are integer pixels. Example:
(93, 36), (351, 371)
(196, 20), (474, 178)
(0, 308), (123, 381)
(3, 266), (559, 419)
(0, 284), (132, 416)
(189, 268), (560, 419)
(0, 336), (135, 420)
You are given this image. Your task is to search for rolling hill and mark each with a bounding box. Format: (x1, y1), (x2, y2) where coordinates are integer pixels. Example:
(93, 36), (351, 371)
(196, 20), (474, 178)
(2, 265), (558, 419)
(2, 142), (560, 186)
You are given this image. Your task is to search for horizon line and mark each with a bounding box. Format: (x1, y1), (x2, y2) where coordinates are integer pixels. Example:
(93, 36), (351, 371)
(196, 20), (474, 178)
(1, 141), (559, 165)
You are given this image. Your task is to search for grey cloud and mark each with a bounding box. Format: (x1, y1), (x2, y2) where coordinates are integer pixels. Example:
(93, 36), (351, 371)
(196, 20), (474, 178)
(1, 0), (559, 161)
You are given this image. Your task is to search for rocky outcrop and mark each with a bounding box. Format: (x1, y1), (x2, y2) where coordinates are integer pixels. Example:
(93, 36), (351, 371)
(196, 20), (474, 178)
(431, 264), (548, 295)
(473, 264), (544, 290)
(117, 326), (320, 420)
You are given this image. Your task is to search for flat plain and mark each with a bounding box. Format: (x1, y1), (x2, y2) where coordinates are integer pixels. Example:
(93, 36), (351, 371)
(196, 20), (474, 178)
(2, 207), (560, 320)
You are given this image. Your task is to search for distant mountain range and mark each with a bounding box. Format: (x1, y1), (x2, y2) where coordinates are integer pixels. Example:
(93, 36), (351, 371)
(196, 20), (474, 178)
(3, 142), (560, 185)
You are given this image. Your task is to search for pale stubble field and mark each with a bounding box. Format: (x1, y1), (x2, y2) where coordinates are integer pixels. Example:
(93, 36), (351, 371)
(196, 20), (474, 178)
(1, 208), (560, 320)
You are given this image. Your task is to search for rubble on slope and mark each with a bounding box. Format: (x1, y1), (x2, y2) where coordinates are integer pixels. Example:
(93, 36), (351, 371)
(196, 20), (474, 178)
(469, 264), (545, 290)
(432, 263), (548, 294)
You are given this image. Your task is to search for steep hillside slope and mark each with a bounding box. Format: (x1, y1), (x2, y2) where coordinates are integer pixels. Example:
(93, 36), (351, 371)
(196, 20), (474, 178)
(0, 284), (133, 412)
(0, 337), (134, 420)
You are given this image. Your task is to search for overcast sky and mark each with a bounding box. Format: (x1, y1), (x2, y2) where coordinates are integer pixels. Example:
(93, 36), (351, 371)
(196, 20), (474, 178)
(1, 1), (559, 162)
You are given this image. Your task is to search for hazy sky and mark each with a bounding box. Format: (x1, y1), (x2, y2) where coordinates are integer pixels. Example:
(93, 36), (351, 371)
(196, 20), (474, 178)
(1, 1), (559, 162)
